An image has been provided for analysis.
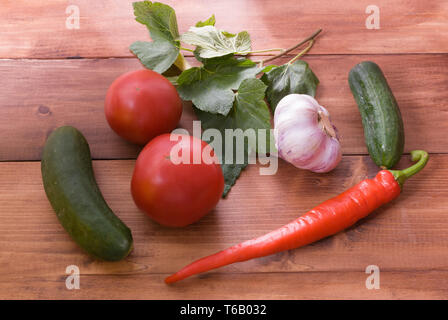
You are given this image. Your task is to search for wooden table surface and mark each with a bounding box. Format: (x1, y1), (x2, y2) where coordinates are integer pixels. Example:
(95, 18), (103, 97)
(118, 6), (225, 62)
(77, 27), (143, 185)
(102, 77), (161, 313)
(1, 0), (448, 300)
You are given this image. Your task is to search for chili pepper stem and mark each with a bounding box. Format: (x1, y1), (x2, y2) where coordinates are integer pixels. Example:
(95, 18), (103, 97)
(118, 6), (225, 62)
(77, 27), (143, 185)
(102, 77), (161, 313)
(389, 150), (428, 188)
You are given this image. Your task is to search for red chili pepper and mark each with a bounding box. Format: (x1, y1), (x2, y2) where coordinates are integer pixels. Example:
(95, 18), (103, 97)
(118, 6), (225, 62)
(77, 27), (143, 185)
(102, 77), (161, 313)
(165, 151), (428, 284)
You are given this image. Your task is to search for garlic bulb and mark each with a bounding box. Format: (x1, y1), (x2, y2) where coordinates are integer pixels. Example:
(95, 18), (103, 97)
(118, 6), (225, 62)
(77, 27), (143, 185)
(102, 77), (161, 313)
(274, 94), (341, 173)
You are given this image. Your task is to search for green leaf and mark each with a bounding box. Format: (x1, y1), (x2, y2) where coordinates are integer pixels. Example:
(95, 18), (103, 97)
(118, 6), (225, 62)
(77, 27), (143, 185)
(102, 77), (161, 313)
(133, 1), (179, 42)
(221, 163), (247, 196)
(180, 26), (251, 59)
(221, 31), (236, 38)
(162, 54), (190, 77)
(261, 64), (278, 73)
(130, 40), (179, 74)
(177, 56), (261, 115)
(233, 78), (272, 153)
(131, 2), (183, 74)
(195, 14), (216, 27)
(164, 76), (179, 85)
(261, 60), (319, 110)
(195, 78), (271, 196)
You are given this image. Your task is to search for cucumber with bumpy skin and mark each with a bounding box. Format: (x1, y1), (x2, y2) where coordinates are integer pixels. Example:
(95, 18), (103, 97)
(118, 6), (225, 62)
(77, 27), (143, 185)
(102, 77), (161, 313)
(348, 61), (405, 168)
(41, 126), (133, 261)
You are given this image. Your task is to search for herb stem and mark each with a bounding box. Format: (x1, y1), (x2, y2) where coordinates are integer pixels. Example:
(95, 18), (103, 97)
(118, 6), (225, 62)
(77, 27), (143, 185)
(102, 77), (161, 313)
(180, 47), (195, 52)
(287, 39), (314, 64)
(237, 48), (285, 55)
(257, 29), (322, 65)
(173, 53), (192, 72)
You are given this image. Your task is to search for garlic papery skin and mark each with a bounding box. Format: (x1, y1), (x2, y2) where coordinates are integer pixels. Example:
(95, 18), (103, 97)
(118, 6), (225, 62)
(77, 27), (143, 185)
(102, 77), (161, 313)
(273, 94), (342, 173)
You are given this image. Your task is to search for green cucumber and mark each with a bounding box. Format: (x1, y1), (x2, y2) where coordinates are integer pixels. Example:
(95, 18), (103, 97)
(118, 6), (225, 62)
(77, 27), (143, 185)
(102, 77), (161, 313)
(41, 126), (133, 261)
(348, 61), (404, 168)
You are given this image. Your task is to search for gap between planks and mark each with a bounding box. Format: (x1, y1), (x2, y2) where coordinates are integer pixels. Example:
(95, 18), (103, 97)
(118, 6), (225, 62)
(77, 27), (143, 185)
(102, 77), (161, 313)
(0, 152), (446, 164)
(2, 52), (447, 61)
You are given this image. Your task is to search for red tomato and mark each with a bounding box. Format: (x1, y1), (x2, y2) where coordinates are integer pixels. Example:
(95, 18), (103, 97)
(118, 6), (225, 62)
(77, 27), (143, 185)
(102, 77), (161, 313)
(131, 133), (224, 227)
(105, 69), (182, 145)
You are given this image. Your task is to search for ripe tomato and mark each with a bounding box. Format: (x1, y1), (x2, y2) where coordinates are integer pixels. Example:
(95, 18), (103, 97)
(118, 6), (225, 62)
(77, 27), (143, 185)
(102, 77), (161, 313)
(105, 69), (182, 145)
(131, 133), (224, 227)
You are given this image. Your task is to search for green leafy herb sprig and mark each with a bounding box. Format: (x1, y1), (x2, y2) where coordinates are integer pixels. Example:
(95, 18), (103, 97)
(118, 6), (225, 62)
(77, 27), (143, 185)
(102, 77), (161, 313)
(130, 1), (322, 196)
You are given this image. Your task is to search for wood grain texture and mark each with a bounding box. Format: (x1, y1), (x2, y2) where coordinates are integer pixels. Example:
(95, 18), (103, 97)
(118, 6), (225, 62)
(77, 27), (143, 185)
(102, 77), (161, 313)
(3, 272), (448, 299)
(0, 155), (447, 299)
(0, 0), (447, 59)
(0, 54), (446, 161)
(1, 0), (448, 301)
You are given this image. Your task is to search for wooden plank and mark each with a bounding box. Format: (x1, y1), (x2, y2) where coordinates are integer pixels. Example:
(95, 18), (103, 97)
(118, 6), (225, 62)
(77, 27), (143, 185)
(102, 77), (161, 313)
(2, 271), (448, 299)
(0, 0), (447, 59)
(0, 155), (446, 299)
(0, 54), (447, 161)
